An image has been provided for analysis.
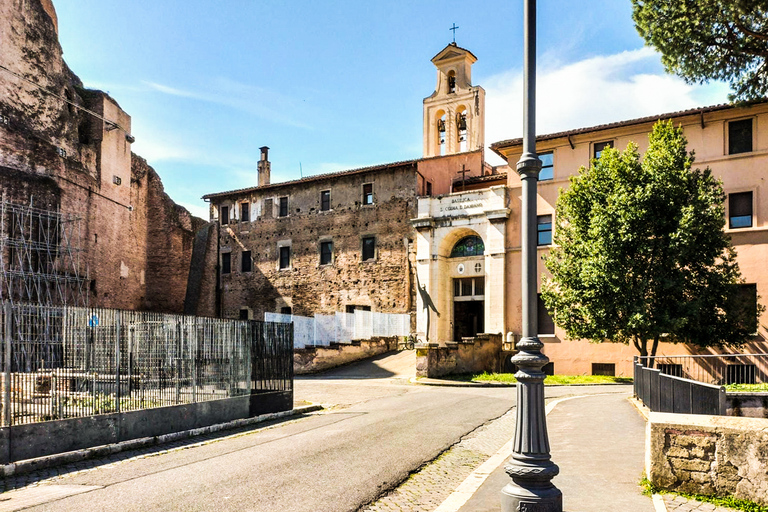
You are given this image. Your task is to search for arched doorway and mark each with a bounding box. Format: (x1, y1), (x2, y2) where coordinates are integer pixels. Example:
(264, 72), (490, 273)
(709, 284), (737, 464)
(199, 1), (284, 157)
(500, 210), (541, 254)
(449, 235), (485, 340)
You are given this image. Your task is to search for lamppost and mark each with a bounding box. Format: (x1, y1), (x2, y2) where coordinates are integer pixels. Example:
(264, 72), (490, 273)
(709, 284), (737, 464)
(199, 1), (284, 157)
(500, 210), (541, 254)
(500, 0), (562, 510)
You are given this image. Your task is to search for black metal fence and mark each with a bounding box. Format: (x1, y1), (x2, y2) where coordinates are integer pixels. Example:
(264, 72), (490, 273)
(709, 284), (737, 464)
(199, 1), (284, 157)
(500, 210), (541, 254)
(0, 301), (293, 426)
(637, 353), (768, 386)
(634, 357), (726, 415)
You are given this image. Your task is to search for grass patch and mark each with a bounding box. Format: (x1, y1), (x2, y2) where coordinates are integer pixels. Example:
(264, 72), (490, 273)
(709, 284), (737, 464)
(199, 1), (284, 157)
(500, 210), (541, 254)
(468, 373), (632, 385)
(725, 383), (768, 392)
(640, 478), (768, 512)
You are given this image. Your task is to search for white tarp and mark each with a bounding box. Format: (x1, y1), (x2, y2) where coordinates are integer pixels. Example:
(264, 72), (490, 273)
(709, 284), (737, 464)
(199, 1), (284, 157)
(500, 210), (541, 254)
(265, 311), (410, 348)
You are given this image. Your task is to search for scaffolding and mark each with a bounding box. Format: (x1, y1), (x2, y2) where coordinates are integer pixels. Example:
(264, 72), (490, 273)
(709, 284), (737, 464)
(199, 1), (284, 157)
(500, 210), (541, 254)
(0, 197), (88, 307)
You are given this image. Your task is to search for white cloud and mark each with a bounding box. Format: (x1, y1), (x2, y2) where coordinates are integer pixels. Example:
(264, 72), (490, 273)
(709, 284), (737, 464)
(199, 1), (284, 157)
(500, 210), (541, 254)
(483, 47), (730, 164)
(144, 78), (313, 129)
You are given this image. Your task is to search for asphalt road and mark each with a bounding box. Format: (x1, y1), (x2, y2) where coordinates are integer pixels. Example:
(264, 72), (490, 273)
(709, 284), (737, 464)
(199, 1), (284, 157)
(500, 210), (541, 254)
(7, 352), (628, 512)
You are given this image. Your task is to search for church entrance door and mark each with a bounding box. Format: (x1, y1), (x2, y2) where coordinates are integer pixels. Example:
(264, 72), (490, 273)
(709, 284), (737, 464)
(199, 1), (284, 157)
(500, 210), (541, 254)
(452, 276), (485, 341)
(453, 300), (484, 340)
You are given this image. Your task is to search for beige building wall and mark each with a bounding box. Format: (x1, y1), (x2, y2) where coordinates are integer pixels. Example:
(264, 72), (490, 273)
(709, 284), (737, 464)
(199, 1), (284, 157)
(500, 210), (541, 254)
(493, 103), (768, 375)
(412, 186), (509, 343)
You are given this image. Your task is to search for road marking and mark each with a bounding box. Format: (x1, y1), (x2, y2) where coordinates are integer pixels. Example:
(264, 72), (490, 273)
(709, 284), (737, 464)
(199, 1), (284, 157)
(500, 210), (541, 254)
(431, 394), (597, 512)
(0, 485), (102, 511)
(652, 493), (668, 512)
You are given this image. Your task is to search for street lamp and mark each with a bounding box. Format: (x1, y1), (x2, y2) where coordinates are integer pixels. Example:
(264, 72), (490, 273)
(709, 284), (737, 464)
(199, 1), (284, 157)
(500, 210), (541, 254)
(500, 0), (562, 510)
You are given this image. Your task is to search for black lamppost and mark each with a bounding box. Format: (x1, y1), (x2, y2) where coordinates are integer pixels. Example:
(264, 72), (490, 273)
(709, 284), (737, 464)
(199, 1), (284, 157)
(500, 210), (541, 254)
(500, 0), (562, 510)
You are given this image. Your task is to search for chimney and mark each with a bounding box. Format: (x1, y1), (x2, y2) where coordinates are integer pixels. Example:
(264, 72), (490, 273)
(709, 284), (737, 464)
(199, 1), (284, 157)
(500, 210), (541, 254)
(258, 146), (271, 186)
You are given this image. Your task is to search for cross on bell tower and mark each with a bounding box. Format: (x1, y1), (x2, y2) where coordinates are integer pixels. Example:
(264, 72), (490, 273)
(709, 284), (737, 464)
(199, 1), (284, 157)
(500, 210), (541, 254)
(450, 23), (459, 43)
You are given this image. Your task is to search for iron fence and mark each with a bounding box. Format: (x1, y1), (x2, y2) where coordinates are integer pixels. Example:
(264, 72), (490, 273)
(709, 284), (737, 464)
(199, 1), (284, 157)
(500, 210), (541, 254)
(634, 359), (726, 415)
(0, 301), (292, 426)
(637, 354), (768, 386)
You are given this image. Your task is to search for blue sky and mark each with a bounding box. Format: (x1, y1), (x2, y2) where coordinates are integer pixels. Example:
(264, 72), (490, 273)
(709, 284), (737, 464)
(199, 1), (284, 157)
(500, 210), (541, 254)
(54, 1), (729, 219)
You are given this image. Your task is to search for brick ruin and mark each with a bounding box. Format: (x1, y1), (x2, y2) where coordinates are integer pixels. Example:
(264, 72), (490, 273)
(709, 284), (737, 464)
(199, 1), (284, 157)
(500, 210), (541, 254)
(0, 0), (204, 312)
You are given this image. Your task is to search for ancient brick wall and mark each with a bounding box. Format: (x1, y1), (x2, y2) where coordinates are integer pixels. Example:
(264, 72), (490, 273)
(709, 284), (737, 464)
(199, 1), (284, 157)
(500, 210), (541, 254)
(0, 0), (203, 313)
(213, 163), (419, 320)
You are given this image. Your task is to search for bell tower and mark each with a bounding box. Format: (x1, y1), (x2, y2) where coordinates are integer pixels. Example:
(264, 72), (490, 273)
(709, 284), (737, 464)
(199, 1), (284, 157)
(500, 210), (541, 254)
(423, 43), (485, 158)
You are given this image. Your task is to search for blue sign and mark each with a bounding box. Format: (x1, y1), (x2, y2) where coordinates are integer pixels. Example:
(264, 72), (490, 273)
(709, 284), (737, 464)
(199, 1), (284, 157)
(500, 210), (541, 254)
(88, 315), (99, 327)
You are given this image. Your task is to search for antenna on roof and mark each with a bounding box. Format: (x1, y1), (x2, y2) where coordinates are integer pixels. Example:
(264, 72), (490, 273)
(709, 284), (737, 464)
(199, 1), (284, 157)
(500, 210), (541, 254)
(299, 162), (303, 178)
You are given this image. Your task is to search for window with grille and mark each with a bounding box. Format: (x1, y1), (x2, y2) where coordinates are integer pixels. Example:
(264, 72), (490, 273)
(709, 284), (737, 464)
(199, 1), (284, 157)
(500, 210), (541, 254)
(592, 363), (615, 376)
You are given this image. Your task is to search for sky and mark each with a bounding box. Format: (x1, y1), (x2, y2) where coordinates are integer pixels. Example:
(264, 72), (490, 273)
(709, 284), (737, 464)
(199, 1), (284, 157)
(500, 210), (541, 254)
(53, 1), (730, 219)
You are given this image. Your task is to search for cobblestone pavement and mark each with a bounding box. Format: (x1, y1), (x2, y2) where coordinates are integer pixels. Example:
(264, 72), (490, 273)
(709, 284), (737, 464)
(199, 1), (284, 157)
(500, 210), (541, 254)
(0, 413), (312, 494)
(662, 494), (742, 512)
(360, 405), (516, 511)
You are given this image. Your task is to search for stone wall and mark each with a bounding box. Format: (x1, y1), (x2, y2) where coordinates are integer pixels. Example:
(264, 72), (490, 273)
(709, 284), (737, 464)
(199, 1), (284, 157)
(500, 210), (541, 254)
(647, 412), (768, 506)
(294, 337), (398, 374)
(415, 333), (502, 378)
(0, 0), (203, 313)
(213, 163), (419, 320)
(726, 392), (768, 418)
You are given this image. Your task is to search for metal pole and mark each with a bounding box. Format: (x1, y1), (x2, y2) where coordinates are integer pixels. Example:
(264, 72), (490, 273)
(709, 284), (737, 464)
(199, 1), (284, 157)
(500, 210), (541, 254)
(4, 302), (12, 427)
(501, 0), (562, 510)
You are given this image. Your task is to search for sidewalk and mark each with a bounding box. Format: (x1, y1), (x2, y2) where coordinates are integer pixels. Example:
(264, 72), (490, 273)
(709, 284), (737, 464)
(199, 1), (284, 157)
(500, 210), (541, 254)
(453, 392), (655, 512)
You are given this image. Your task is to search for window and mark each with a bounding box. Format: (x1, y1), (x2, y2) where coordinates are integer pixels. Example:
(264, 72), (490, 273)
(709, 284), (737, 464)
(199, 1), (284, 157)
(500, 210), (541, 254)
(280, 306), (292, 316)
(539, 152), (553, 181)
(362, 236), (376, 261)
(453, 277), (485, 298)
(221, 253), (231, 274)
(426, 181), (432, 196)
(658, 364), (683, 378)
(239, 309), (249, 320)
(362, 183), (374, 205)
(279, 246), (291, 269)
(733, 283), (758, 334)
(220, 205), (229, 225)
(726, 364), (757, 385)
(592, 363), (615, 376)
(450, 235), (484, 257)
(241, 251), (252, 272)
(593, 141), (612, 159)
(346, 305), (371, 313)
(537, 215), (552, 246)
(537, 294), (555, 335)
(263, 198), (273, 219)
(279, 196), (288, 217)
(320, 240), (333, 265)
(729, 191), (753, 228)
(320, 190), (331, 211)
(240, 202), (249, 222)
(728, 119), (753, 155)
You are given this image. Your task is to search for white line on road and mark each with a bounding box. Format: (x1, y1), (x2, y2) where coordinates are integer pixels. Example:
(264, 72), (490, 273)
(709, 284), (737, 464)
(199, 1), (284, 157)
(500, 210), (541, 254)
(431, 394), (595, 512)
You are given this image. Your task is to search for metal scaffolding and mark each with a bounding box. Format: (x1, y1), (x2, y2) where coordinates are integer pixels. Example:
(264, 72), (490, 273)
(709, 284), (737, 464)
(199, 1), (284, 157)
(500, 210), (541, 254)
(0, 196), (88, 308)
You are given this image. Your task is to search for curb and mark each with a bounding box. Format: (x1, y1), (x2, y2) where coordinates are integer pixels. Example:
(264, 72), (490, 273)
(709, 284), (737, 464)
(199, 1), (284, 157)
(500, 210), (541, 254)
(0, 404), (323, 479)
(410, 377), (634, 388)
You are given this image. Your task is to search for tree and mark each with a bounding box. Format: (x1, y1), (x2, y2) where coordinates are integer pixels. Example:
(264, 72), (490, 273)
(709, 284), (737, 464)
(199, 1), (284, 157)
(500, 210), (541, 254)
(541, 121), (761, 361)
(632, 0), (768, 102)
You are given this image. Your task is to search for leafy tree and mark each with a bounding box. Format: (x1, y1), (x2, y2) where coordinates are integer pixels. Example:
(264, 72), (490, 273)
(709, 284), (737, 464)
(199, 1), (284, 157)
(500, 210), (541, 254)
(542, 121), (761, 361)
(632, 0), (768, 102)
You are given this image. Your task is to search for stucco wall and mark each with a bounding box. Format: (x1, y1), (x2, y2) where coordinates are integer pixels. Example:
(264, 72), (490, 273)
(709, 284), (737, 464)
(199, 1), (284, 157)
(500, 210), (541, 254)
(647, 412), (768, 506)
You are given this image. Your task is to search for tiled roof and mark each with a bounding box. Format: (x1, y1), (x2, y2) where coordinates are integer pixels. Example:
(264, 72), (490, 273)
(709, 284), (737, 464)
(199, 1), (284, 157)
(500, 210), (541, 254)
(201, 150), (483, 200)
(489, 101), (767, 153)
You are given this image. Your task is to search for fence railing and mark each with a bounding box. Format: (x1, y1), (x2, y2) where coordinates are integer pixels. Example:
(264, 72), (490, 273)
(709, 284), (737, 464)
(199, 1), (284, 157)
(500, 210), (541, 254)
(637, 354), (768, 386)
(265, 311), (410, 349)
(634, 357), (726, 415)
(0, 301), (293, 426)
